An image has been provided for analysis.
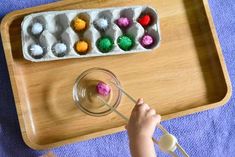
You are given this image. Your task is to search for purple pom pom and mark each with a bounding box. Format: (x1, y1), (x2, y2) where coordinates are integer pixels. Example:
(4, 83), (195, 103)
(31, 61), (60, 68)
(96, 81), (111, 96)
(117, 17), (131, 28)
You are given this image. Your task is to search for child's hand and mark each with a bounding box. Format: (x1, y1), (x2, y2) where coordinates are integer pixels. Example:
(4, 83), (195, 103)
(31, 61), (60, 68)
(126, 98), (161, 142)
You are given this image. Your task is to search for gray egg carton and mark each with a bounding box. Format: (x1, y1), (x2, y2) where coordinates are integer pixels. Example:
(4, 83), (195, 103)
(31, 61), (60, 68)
(21, 6), (161, 62)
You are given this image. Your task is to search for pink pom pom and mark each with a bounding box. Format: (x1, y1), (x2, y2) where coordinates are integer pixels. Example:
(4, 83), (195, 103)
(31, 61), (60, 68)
(141, 35), (154, 47)
(96, 81), (111, 96)
(117, 17), (131, 28)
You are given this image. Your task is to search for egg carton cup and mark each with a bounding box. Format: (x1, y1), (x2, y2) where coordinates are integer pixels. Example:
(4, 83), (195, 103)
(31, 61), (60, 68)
(21, 6), (161, 62)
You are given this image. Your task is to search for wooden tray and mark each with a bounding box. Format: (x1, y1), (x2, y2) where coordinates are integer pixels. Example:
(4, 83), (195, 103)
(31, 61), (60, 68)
(1, 0), (231, 150)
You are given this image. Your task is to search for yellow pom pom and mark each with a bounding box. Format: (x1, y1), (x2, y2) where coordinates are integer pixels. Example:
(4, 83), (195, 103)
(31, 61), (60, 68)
(73, 18), (86, 31)
(75, 41), (89, 54)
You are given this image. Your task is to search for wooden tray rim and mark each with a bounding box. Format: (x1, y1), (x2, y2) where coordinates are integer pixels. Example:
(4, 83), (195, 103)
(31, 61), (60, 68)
(0, 0), (232, 150)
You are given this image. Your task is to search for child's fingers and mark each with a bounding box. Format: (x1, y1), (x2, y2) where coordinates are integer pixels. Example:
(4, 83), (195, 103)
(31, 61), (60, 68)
(153, 114), (161, 124)
(137, 103), (150, 112)
(136, 98), (144, 105)
(131, 98), (144, 114)
(132, 103), (149, 115)
(146, 108), (156, 116)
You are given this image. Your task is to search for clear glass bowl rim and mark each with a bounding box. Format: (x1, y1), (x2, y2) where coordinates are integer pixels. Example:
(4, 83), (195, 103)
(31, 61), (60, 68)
(73, 67), (122, 117)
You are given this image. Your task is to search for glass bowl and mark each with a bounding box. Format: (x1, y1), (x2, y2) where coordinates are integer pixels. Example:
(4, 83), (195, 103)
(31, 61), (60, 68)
(73, 67), (122, 116)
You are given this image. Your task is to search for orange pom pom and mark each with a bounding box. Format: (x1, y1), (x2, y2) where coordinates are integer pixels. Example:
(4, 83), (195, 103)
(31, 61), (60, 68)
(73, 18), (86, 31)
(75, 41), (89, 54)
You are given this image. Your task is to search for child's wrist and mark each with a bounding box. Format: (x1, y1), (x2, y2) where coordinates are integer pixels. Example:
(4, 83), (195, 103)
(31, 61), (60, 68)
(129, 136), (154, 154)
(129, 134), (153, 145)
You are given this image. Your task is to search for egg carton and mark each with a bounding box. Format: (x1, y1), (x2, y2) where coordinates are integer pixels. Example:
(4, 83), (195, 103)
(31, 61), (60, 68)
(21, 6), (161, 62)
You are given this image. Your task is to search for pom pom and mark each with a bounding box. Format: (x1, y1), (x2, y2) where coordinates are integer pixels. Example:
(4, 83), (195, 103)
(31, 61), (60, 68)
(140, 34), (154, 47)
(96, 36), (114, 53)
(94, 18), (109, 31)
(138, 14), (151, 27)
(29, 44), (44, 57)
(75, 41), (89, 54)
(158, 134), (177, 152)
(96, 81), (111, 96)
(31, 22), (43, 35)
(52, 43), (67, 57)
(117, 35), (134, 51)
(116, 17), (131, 28)
(73, 17), (87, 31)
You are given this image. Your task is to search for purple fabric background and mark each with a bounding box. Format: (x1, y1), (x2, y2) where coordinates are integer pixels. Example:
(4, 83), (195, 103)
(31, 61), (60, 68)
(0, 0), (234, 156)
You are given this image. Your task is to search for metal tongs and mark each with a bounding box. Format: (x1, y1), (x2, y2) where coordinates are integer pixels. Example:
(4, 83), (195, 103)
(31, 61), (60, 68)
(97, 82), (189, 157)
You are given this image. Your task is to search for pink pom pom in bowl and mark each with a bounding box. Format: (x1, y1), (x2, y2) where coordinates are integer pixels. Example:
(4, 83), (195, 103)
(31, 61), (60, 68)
(73, 68), (122, 116)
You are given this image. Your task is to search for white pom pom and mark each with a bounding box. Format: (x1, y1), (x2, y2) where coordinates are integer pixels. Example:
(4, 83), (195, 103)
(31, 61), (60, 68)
(30, 44), (43, 56)
(158, 134), (178, 152)
(31, 22), (43, 35)
(95, 18), (109, 30)
(53, 43), (67, 55)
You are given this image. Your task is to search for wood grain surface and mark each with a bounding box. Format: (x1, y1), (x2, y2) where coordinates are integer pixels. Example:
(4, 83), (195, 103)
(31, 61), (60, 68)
(1, 0), (231, 150)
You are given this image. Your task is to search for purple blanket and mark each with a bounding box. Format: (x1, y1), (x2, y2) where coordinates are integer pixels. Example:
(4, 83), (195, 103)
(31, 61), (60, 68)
(0, 0), (234, 156)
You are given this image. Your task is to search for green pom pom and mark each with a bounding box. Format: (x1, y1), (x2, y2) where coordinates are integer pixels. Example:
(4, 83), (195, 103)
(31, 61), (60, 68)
(117, 35), (134, 51)
(96, 36), (114, 53)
